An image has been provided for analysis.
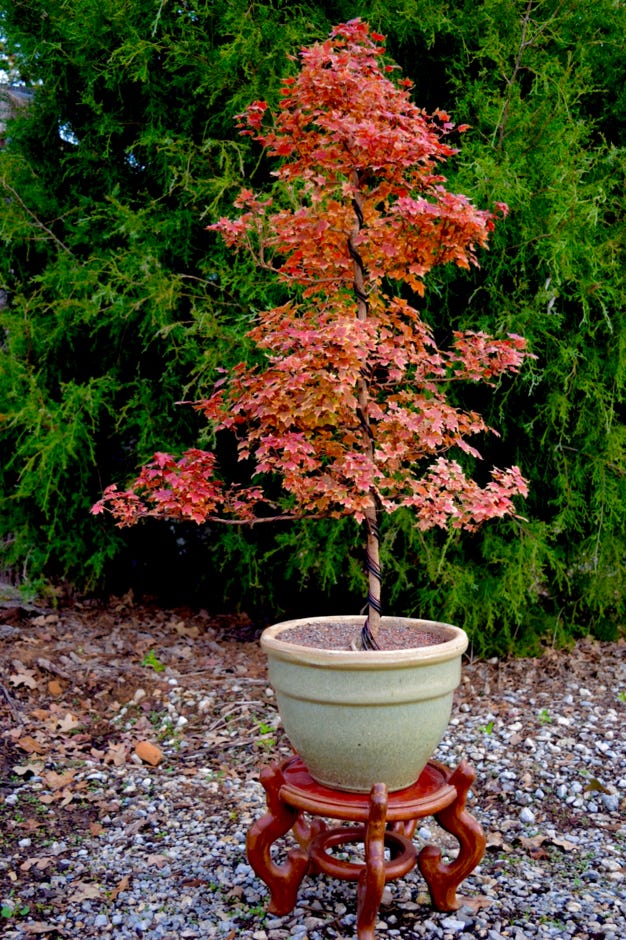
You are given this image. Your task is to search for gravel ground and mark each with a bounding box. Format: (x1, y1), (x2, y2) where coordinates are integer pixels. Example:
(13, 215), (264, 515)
(1, 604), (625, 940)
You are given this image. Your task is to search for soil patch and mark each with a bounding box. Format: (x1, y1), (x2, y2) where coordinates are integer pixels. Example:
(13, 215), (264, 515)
(275, 619), (452, 649)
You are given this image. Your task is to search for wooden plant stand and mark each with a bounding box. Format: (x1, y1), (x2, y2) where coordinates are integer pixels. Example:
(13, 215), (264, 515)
(246, 755), (486, 940)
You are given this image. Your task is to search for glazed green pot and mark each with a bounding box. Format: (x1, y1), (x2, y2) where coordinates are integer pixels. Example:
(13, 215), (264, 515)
(261, 615), (468, 793)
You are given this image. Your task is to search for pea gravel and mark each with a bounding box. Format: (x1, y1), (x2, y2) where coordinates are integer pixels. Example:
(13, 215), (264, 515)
(2, 626), (625, 940)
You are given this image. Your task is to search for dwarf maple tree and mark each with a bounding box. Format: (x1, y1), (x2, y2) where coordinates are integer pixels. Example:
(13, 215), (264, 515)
(93, 20), (530, 649)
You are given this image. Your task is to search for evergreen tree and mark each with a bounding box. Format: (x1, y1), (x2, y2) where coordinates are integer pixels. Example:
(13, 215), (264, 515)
(384, 0), (626, 651)
(0, 0), (337, 593)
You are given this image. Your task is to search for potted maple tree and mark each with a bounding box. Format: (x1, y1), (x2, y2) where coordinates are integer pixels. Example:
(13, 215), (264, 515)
(93, 20), (530, 792)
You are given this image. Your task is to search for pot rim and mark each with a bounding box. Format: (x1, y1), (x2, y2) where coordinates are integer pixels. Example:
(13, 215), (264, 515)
(261, 615), (468, 670)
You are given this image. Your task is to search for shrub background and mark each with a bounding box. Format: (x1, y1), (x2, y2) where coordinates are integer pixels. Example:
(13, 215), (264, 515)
(1, 0), (625, 655)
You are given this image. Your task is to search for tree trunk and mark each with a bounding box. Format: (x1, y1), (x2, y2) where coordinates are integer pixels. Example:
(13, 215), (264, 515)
(348, 171), (382, 650)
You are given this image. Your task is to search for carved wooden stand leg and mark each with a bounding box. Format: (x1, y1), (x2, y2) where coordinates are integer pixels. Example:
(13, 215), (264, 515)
(356, 783), (387, 940)
(245, 765), (310, 915)
(418, 760), (487, 911)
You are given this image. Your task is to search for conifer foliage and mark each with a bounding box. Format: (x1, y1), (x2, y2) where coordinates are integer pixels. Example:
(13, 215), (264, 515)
(94, 21), (530, 646)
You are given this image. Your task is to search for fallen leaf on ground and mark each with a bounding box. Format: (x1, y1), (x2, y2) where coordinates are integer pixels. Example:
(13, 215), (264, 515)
(20, 856), (54, 872)
(23, 923), (66, 935)
(146, 854), (168, 867)
(12, 761), (45, 776)
(458, 894), (493, 912)
(56, 712), (81, 733)
(68, 881), (102, 902)
(485, 830), (513, 851)
(30, 708), (51, 720)
(519, 834), (546, 850)
(528, 845), (551, 860)
(18, 817), (43, 832)
(16, 735), (46, 754)
(104, 742), (127, 766)
(31, 615), (59, 627)
(519, 832), (577, 855)
(43, 769), (75, 790)
(109, 874), (131, 900)
(173, 621), (200, 638)
(548, 835), (577, 851)
(9, 669), (38, 689)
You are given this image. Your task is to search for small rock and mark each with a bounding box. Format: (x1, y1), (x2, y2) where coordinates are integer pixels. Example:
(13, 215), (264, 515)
(602, 793), (620, 813)
(441, 916), (466, 932)
(135, 741), (164, 766)
(519, 807), (536, 824)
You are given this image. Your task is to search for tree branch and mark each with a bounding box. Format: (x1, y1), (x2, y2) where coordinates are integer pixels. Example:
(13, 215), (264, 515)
(1, 178), (74, 256)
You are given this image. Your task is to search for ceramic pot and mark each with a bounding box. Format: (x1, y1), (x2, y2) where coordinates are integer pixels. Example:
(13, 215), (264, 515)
(261, 615), (468, 792)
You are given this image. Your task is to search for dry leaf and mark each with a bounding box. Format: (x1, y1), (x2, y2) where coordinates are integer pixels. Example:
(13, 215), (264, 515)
(135, 740), (163, 766)
(519, 834), (546, 850)
(68, 881), (102, 902)
(9, 669), (38, 689)
(89, 821), (104, 836)
(519, 832), (577, 856)
(43, 769), (75, 790)
(16, 735), (46, 755)
(23, 922), (66, 935)
(549, 835), (577, 852)
(12, 761), (45, 776)
(20, 856), (54, 872)
(57, 712), (81, 733)
(48, 679), (63, 697)
(109, 874), (131, 900)
(584, 777), (612, 795)
(485, 831), (511, 849)
(458, 894), (493, 912)
(174, 621), (200, 638)
(104, 743), (127, 766)
(31, 614), (59, 626)
(145, 853), (168, 867)
(31, 708), (51, 720)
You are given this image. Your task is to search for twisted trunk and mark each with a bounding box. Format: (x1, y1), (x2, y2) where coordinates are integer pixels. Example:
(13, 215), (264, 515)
(349, 171), (381, 650)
